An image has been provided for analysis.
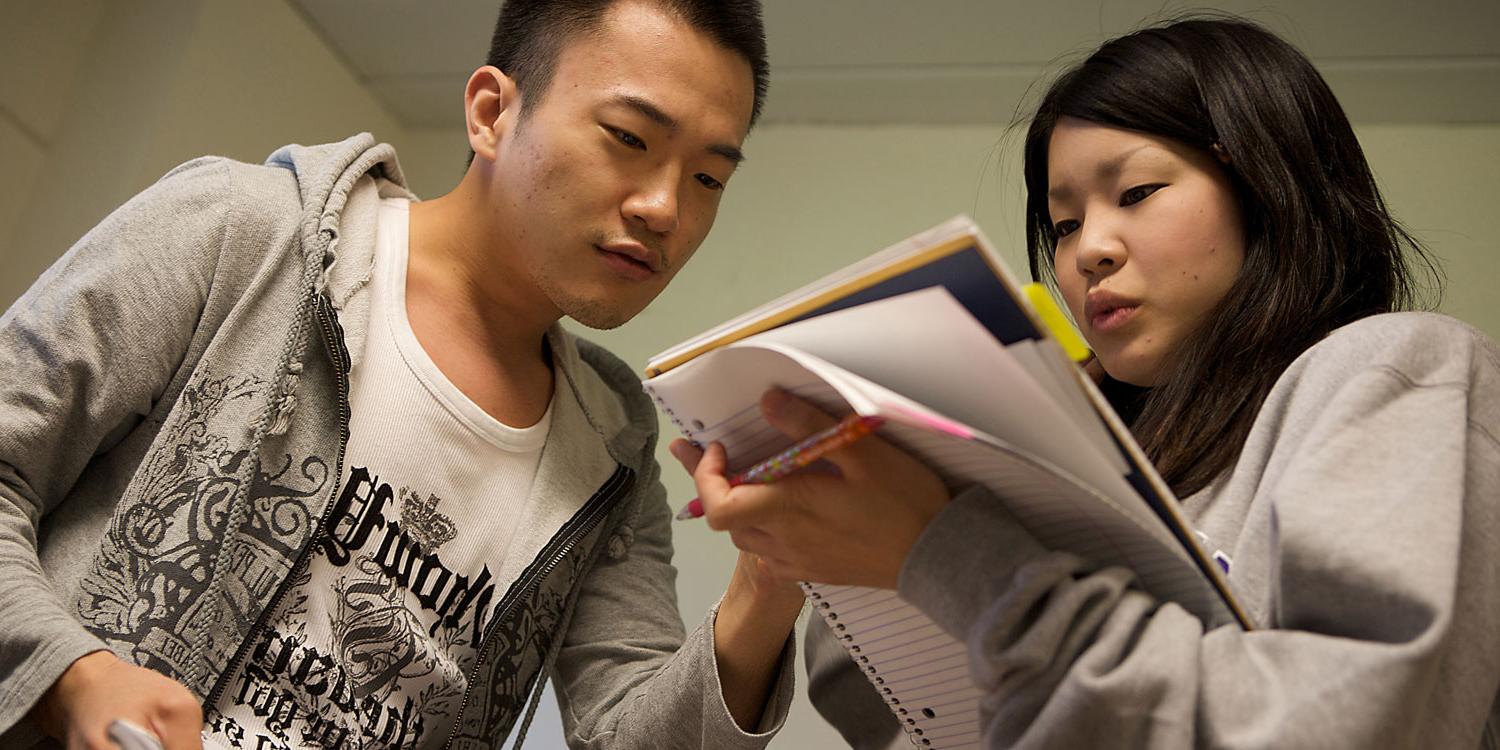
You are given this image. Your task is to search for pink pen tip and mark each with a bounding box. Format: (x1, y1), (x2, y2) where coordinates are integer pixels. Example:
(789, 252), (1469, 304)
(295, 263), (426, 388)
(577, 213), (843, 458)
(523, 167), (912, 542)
(884, 406), (970, 439)
(675, 497), (704, 521)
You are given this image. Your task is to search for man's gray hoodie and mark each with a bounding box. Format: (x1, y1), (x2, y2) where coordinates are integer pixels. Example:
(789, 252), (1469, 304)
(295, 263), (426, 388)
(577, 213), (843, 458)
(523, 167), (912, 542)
(0, 134), (792, 749)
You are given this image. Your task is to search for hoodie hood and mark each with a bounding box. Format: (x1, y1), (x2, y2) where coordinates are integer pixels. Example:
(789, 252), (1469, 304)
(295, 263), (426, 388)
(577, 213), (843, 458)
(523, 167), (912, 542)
(261, 133), (413, 433)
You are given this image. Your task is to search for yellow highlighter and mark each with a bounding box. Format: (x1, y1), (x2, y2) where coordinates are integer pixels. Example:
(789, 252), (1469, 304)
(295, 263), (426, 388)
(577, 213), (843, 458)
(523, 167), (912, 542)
(1022, 282), (1091, 362)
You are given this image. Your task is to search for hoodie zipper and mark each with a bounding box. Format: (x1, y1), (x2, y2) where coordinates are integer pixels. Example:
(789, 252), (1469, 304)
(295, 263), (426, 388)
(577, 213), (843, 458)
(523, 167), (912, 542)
(442, 464), (634, 750)
(197, 290), (634, 748)
(203, 293), (353, 711)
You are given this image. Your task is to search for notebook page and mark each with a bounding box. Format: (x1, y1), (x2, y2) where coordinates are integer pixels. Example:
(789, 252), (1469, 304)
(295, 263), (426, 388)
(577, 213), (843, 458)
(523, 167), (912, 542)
(1003, 339), (1102, 439)
(644, 342), (1213, 604)
(647, 216), (984, 370)
(745, 288), (1131, 492)
(643, 342), (835, 468)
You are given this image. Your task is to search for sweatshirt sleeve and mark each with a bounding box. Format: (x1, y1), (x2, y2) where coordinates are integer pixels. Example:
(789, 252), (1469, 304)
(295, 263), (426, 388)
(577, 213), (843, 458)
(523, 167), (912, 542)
(550, 469), (795, 750)
(0, 159), (230, 735)
(897, 315), (1500, 749)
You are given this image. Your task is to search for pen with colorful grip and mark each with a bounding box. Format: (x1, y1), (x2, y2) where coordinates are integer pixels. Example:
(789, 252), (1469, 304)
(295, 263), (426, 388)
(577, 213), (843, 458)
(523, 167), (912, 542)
(675, 414), (885, 521)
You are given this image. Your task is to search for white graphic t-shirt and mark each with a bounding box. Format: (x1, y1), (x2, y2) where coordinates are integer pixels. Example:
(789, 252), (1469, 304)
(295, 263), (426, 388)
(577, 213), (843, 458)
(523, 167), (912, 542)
(207, 198), (553, 750)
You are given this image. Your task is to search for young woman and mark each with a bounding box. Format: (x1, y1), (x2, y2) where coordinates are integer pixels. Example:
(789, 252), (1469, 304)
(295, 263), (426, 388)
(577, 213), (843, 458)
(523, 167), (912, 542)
(672, 16), (1500, 749)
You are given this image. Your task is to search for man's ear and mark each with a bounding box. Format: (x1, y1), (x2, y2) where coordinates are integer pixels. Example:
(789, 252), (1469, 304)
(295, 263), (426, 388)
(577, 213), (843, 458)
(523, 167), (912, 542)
(466, 65), (519, 162)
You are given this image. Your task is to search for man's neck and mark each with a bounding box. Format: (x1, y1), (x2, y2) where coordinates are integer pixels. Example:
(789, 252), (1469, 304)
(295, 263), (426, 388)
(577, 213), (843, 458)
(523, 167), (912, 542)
(404, 188), (557, 428)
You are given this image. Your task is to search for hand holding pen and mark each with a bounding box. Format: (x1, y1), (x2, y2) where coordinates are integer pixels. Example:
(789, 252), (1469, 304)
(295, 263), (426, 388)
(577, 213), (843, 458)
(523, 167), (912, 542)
(674, 413), (885, 521)
(668, 389), (951, 589)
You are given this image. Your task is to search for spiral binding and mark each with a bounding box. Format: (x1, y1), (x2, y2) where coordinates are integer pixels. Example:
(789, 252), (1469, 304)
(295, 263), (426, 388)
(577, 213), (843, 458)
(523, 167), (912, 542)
(643, 383), (697, 441)
(802, 582), (942, 748)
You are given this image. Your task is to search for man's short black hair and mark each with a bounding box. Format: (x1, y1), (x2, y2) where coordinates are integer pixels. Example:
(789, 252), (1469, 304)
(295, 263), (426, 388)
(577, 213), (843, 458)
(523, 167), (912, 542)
(486, 0), (769, 128)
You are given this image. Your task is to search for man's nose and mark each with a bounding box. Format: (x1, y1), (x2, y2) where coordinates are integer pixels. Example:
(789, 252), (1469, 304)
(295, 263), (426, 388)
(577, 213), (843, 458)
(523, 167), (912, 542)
(624, 169), (681, 235)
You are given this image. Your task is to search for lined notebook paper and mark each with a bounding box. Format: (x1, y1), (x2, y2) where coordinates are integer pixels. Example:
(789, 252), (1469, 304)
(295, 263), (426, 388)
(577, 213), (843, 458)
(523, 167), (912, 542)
(642, 218), (1247, 748)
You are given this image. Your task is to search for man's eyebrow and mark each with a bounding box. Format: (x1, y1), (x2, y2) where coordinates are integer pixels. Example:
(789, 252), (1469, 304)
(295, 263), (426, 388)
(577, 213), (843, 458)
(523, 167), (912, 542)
(709, 143), (745, 166)
(616, 94), (678, 130)
(612, 94), (745, 166)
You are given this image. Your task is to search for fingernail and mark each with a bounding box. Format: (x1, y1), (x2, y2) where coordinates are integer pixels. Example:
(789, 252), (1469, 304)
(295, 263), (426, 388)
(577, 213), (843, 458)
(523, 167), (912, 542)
(674, 498), (704, 520)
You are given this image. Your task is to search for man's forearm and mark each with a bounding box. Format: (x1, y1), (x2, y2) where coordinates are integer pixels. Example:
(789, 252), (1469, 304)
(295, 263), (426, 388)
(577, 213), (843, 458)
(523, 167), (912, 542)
(712, 575), (803, 731)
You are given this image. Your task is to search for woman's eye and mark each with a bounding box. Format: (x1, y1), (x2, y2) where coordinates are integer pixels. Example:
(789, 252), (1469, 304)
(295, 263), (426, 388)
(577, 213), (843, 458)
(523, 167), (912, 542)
(609, 127), (646, 150)
(1120, 184), (1164, 206)
(1053, 219), (1080, 238)
(695, 173), (725, 191)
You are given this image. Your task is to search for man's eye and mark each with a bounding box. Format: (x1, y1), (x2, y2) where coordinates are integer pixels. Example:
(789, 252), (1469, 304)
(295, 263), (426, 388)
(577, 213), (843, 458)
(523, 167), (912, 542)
(609, 127), (646, 150)
(1053, 219), (1080, 238)
(695, 173), (724, 191)
(1121, 184), (1164, 206)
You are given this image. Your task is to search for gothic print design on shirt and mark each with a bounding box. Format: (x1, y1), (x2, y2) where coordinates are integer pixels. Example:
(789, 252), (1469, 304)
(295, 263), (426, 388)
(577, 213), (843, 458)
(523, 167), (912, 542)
(77, 372), (329, 680)
(329, 485), (468, 717)
(215, 462), (504, 749)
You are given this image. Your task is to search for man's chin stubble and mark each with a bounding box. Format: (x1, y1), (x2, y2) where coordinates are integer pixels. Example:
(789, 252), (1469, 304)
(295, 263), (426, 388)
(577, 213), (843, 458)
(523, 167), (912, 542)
(563, 298), (638, 330)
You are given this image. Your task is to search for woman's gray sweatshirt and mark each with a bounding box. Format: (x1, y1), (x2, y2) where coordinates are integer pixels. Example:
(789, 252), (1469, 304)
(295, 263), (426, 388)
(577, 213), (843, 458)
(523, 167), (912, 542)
(897, 312), (1500, 748)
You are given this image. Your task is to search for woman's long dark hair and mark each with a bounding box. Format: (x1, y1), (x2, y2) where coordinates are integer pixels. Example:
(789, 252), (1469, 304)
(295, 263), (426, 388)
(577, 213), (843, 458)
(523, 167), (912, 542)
(1023, 17), (1439, 497)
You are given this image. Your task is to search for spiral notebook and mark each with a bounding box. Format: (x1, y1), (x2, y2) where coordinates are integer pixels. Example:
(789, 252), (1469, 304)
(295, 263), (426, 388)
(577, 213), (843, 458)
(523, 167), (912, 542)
(642, 217), (1248, 748)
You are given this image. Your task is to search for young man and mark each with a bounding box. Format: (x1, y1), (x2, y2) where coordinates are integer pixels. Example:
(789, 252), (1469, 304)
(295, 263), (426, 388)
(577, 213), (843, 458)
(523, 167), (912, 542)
(0, 0), (806, 747)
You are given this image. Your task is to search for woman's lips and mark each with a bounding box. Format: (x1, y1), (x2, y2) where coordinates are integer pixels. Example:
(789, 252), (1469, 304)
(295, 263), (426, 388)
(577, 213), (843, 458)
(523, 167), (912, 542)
(1089, 303), (1139, 332)
(1084, 292), (1141, 333)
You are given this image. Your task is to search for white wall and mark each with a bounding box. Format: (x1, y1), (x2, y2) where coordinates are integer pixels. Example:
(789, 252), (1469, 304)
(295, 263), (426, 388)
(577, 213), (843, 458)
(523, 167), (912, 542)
(411, 120), (1500, 352)
(0, 0), (425, 306)
(1358, 124), (1500, 335)
(3, 2), (1499, 749)
(1, 0), (109, 304)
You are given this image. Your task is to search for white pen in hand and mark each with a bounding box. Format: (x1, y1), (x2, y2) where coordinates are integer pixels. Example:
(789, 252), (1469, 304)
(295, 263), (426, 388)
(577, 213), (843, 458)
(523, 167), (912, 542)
(107, 719), (164, 750)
